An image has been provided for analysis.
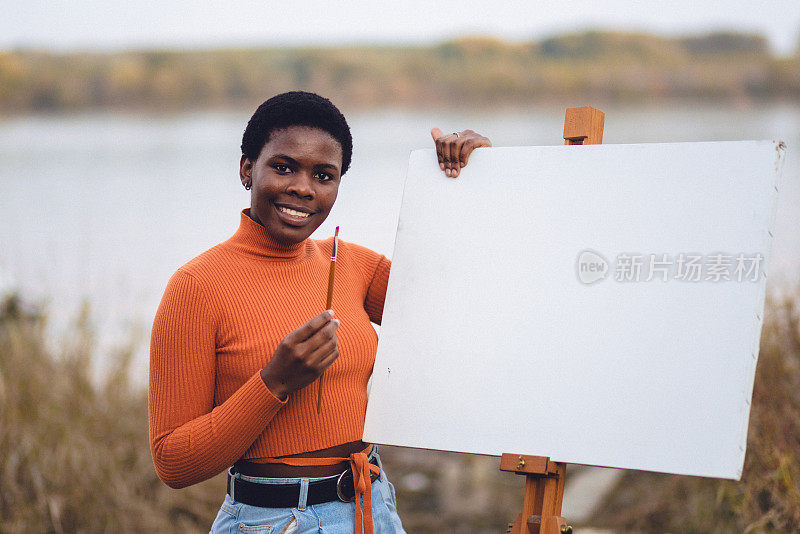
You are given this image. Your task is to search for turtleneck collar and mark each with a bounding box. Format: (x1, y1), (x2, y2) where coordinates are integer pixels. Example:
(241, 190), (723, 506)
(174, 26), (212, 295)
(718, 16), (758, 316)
(225, 209), (310, 260)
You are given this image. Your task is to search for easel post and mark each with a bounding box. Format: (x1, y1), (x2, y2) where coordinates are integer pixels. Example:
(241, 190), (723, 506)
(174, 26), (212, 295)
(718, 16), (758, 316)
(563, 106), (605, 145)
(501, 106), (605, 534)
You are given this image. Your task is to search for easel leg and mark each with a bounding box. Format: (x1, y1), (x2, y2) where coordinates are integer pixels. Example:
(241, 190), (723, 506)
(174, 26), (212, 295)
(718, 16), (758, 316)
(526, 464), (567, 534)
(502, 457), (570, 534)
(505, 104), (604, 534)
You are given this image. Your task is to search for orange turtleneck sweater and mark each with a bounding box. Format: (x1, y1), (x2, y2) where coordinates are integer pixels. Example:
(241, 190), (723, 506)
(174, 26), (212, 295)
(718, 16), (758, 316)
(148, 210), (391, 489)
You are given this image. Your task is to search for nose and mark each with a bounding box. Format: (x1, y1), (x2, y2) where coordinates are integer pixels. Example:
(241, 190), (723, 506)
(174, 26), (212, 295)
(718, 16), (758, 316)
(286, 170), (314, 199)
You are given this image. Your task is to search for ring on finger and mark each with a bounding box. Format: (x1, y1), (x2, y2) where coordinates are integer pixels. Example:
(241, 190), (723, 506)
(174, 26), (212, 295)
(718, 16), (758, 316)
(451, 132), (459, 138)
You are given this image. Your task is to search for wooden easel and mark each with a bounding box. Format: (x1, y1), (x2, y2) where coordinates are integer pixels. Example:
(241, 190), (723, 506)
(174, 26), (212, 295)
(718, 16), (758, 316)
(501, 106), (605, 534)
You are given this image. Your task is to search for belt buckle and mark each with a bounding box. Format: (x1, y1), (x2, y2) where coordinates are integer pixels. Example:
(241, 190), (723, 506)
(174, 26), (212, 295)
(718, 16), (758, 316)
(336, 470), (355, 502)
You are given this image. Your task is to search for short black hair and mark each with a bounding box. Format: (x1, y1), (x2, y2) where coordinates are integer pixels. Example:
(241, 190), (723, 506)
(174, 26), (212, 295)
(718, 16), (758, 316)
(241, 91), (353, 175)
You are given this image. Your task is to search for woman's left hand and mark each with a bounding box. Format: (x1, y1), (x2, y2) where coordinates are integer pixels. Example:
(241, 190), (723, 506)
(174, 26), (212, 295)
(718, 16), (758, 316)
(430, 128), (492, 178)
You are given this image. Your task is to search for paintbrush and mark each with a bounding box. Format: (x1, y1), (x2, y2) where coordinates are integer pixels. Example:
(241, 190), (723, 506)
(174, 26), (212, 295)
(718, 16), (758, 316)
(317, 226), (339, 413)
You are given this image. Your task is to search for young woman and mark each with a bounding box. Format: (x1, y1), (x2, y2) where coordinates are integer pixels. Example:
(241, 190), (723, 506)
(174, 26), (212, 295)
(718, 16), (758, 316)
(148, 91), (491, 533)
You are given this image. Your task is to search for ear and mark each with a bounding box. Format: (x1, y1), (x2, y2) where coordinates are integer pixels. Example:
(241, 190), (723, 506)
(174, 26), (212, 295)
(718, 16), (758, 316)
(239, 155), (253, 188)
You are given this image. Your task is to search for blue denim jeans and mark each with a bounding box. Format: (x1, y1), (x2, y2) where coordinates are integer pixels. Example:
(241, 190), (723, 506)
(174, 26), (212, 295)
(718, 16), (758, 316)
(210, 448), (405, 533)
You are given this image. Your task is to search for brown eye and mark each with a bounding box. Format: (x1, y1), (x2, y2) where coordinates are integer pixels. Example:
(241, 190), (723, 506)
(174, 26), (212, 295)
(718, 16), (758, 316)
(315, 172), (333, 182)
(274, 164), (291, 174)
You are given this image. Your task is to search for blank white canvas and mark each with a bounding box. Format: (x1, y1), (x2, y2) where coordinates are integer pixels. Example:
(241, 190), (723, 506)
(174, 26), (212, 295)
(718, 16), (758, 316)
(363, 140), (785, 480)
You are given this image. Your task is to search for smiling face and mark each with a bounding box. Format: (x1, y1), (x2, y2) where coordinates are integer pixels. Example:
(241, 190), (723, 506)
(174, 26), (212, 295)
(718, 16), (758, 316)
(240, 126), (343, 246)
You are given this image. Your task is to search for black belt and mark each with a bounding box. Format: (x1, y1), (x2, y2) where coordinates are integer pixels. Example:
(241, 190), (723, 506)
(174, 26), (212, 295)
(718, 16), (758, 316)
(227, 456), (380, 508)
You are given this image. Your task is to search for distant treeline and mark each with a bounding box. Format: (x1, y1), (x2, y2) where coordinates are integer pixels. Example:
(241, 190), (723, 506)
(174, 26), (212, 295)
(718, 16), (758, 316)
(1, 30), (799, 114)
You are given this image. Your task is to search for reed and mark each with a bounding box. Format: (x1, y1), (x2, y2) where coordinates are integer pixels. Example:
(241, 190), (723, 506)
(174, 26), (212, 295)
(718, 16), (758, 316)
(2, 288), (797, 532)
(0, 295), (223, 533)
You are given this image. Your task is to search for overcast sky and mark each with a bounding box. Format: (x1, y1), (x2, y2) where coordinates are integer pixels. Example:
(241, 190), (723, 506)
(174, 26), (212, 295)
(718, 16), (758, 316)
(4, 1), (800, 55)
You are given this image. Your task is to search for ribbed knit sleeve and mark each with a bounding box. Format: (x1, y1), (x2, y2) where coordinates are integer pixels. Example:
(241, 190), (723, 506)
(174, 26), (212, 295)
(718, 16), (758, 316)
(148, 268), (286, 489)
(364, 256), (391, 325)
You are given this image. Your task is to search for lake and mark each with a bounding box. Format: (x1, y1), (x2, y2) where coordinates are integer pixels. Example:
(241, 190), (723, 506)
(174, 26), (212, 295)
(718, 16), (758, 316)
(1, 104), (798, 379)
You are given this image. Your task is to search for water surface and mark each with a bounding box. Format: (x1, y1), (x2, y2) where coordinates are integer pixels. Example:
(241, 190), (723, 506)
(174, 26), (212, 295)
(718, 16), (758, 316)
(1, 105), (798, 378)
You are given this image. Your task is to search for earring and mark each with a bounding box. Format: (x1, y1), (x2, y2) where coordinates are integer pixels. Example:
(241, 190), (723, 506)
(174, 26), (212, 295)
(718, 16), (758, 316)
(245, 182), (251, 190)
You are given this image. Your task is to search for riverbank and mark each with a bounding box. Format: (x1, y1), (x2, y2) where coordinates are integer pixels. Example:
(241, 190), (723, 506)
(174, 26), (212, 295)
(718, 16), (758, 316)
(2, 30), (799, 115)
(2, 290), (797, 532)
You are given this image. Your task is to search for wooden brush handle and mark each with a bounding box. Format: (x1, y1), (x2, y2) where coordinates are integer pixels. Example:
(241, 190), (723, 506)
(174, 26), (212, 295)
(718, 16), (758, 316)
(317, 260), (337, 413)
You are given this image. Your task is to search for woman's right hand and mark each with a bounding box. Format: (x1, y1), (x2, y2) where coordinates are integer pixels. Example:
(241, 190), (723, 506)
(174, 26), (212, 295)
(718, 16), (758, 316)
(260, 310), (340, 400)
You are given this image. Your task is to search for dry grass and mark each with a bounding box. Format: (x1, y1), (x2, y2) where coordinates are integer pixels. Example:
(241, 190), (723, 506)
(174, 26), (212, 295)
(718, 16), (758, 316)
(591, 290), (800, 534)
(0, 292), (525, 533)
(0, 295), (223, 533)
(2, 289), (797, 533)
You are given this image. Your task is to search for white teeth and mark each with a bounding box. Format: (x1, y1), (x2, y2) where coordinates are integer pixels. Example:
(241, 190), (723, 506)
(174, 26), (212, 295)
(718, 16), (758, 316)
(278, 206), (310, 218)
